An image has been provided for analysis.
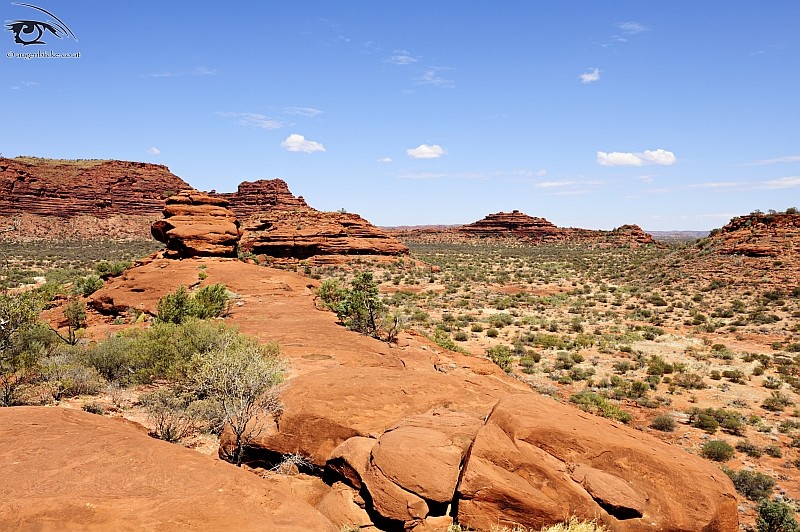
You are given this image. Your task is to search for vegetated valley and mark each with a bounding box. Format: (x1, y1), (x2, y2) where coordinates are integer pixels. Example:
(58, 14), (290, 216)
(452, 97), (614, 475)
(2, 158), (799, 531)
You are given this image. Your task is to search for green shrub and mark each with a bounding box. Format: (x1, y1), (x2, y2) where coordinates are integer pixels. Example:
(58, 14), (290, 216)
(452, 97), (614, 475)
(570, 391), (631, 424)
(317, 278), (346, 310)
(140, 388), (199, 443)
(763, 391), (793, 412)
(650, 414), (676, 432)
(81, 402), (105, 415)
(724, 468), (775, 501)
(757, 499), (799, 532)
(84, 333), (142, 383)
(764, 445), (783, 458)
(486, 345), (513, 373)
(735, 440), (762, 458)
(42, 349), (103, 399)
(453, 330), (468, 342)
(156, 284), (230, 324)
(75, 275), (104, 297)
(701, 440), (735, 461)
(156, 285), (193, 324)
(95, 260), (132, 278)
(191, 284), (231, 319)
(486, 328), (499, 338)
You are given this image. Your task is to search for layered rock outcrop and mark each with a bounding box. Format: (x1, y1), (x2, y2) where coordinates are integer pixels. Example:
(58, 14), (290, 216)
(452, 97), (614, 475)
(0, 157), (188, 217)
(239, 209), (409, 260)
(0, 157), (190, 241)
(151, 191), (242, 258)
(459, 210), (563, 240)
(711, 211), (800, 257)
(219, 179), (309, 217)
(440, 210), (656, 247)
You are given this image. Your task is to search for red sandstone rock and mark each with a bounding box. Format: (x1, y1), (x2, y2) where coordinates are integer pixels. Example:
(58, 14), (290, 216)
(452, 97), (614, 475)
(0, 407), (337, 531)
(219, 179), (309, 217)
(56, 243), (739, 532)
(459, 210), (563, 240)
(456, 393), (739, 531)
(0, 157), (189, 218)
(151, 190), (242, 257)
(711, 212), (800, 257)
(239, 209), (409, 259)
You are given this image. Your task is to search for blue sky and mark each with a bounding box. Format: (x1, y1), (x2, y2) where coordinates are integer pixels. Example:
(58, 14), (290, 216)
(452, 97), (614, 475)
(2, 1), (799, 230)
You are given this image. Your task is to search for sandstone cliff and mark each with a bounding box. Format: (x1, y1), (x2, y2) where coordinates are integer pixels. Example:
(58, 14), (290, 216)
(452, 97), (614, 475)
(0, 157), (189, 217)
(710, 211), (800, 257)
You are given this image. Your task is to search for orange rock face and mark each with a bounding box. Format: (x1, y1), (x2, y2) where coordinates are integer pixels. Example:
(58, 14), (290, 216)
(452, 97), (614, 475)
(0, 157), (189, 217)
(712, 212), (800, 257)
(0, 407), (338, 531)
(406, 210), (657, 248)
(240, 209), (409, 260)
(0, 157), (190, 240)
(456, 394), (738, 531)
(78, 257), (738, 531)
(218, 179), (309, 217)
(151, 190), (243, 257)
(459, 210), (563, 240)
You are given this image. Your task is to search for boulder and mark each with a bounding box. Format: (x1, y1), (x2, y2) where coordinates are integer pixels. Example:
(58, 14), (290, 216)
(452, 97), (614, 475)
(456, 393), (739, 531)
(151, 190), (242, 257)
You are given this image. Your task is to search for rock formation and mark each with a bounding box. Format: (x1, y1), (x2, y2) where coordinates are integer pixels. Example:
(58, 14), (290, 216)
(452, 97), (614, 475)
(711, 211), (800, 257)
(459, 210), (564, 240)
(0, 156), (190, 240)
(218, 179), (309, 217)
(151, 190), (242, 258)
(239, 209), (409, 260)
(0, 157), (189, 217)
(79, 257), (738, 531)
(431, 210), (656, 247)
(0, 157), (409, 260)
(0, 406), (338, 531)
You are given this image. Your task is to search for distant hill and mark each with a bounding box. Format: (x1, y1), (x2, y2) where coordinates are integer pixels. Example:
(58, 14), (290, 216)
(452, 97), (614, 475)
(647, 231), (709, 243)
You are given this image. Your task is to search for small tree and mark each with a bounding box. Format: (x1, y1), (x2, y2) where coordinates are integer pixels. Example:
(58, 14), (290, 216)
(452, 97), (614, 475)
(54, 299), (87, 345)
(191, 335), (284, 466)
(140, 388), (199, 443)
(336, 272), (385, 338)
(0, 292), (44, 406)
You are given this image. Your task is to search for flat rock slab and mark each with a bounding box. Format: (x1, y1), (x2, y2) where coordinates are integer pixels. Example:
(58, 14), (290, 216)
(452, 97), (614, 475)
(0, 407), (337, 532)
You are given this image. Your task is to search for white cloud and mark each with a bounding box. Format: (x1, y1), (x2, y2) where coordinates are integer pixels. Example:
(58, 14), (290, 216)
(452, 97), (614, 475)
(145, 66), (217, 78)
(597, 149), (676, 166)
(416, 68), (454, 88)
(280, 133), (326, 153)
(398, 172), (449, 180)
(147, 146), (161, 155)
(617, 21), (648, 34)
(535, 180), (575, 188)
(217, 112), (283, 129)
(747, 155), (800, 166)
(387, 50), (418, 65)
(762, 176), (800, 189)
(580, 68), (601, 84)
(377, 157), (393, 163)
(407, 144), (446, 159)
(283, 107), (323, 117)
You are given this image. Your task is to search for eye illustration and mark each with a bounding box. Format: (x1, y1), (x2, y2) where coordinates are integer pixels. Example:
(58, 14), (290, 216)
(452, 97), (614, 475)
(4, 3), (76, 46)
